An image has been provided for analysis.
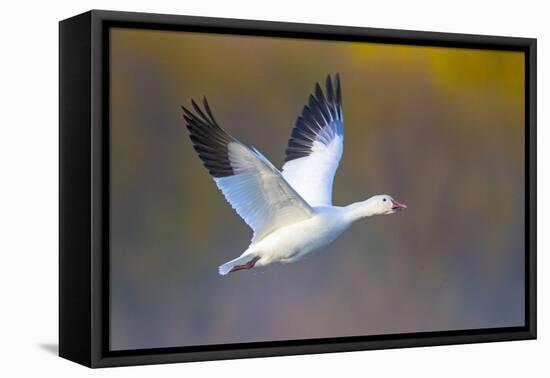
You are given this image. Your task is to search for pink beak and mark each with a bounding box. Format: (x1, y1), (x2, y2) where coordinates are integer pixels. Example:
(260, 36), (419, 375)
(391, 199), (407, 211)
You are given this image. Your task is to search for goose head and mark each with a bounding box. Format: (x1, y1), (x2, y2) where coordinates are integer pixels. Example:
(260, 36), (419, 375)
(367, 194), (407, 215)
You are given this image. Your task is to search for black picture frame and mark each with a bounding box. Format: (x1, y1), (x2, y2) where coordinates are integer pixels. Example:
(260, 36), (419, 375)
(59, 9), (537, 368)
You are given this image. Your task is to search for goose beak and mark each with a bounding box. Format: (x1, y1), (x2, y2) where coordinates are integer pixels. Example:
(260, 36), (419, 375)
(391, 199), (407, 211)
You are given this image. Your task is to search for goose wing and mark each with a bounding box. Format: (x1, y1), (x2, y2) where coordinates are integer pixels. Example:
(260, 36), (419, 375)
(183, 98), (314, 243)
(282, 74), (344, 207)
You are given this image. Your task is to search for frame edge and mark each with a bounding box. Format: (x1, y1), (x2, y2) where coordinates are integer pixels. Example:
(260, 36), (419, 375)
(527, 38), (537, 340)
(59, 11), (94, 368)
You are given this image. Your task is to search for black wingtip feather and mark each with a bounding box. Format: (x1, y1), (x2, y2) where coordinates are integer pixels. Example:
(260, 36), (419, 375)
(202, 96), (218, 125)
(182, 98), (235, 178)
(284, 74), (344, 163)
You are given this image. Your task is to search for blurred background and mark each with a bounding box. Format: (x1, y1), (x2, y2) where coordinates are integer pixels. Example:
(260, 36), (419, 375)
(109, 28), (525, 351)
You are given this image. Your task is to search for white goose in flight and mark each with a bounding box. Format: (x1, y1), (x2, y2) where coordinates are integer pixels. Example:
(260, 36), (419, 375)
(183, 74), (406, 275)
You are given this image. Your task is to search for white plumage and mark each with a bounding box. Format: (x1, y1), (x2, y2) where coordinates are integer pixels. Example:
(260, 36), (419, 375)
(282, 137), (343, 207)
(214, 142), (314, 243)
(183, 74), (406, 275)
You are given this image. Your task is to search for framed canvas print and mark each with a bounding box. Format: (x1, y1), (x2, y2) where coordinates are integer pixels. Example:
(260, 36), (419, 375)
(59, 10), (537, 368)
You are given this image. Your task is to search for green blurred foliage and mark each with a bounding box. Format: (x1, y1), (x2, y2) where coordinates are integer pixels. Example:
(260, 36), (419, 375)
(109, 28), (524, 350)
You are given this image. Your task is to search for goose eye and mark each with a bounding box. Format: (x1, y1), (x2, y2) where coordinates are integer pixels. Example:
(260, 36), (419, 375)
(383, 198), (387, 202)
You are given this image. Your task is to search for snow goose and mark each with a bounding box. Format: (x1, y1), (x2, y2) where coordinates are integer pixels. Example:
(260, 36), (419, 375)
(182, 74), (406, 275)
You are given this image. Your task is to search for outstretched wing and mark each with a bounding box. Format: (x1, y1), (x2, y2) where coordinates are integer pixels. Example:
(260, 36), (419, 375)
(183, 98), (314, 243)
(282, 74), (344, 207)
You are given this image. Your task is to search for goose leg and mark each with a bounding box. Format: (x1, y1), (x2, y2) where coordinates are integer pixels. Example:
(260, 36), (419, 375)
(229, 256), (261, 273)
